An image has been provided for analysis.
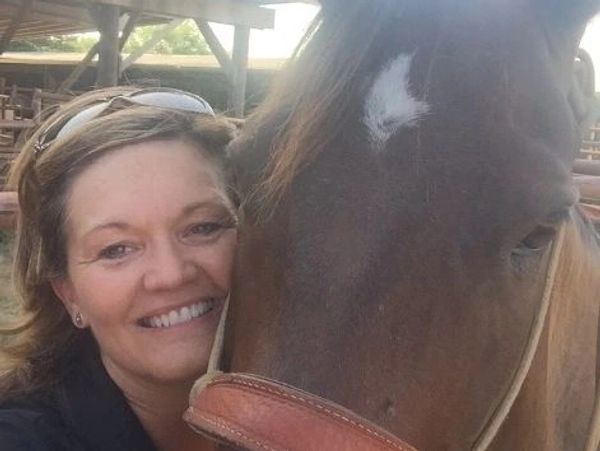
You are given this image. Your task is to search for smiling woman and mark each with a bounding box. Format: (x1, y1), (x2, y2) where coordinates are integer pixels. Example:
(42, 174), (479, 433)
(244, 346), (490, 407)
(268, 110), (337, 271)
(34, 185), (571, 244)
(0, 87), (238, 451)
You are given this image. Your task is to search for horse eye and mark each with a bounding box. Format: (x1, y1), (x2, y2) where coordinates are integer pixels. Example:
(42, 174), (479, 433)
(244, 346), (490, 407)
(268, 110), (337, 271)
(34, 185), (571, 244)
(512, 205), (571, 258)
(517, 225), (557, 252)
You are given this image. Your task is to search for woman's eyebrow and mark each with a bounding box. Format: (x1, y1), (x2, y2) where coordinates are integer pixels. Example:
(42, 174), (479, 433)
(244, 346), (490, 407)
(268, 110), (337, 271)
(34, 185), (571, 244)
(181, 200), (228, 216)
(81, 221), (131, 239)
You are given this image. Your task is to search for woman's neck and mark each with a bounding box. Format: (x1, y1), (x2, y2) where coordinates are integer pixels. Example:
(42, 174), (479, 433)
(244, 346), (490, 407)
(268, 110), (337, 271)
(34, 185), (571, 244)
(102, 357), (216, 451)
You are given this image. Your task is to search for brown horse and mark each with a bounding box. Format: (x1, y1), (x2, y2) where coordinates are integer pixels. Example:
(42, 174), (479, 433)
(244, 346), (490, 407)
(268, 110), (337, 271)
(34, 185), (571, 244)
(189, 1), (600, 450)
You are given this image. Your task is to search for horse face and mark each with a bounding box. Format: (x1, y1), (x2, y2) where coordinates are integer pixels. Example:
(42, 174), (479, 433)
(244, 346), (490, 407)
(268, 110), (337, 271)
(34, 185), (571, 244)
(226, 1), (599, 449)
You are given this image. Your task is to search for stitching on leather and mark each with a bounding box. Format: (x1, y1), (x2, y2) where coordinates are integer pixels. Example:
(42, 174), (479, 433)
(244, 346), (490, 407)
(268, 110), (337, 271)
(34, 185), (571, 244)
(221, 377), (414, 451)
(187, 406), (280, 451)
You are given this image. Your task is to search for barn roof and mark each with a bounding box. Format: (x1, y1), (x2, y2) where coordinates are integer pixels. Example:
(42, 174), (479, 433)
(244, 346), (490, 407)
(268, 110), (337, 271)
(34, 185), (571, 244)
(0, 0), (318, 40)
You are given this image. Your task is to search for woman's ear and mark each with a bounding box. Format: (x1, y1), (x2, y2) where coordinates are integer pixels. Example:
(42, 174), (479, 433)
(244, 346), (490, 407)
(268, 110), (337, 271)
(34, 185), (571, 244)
(51, 277), (77, 316)
(52, 277), (87, 328)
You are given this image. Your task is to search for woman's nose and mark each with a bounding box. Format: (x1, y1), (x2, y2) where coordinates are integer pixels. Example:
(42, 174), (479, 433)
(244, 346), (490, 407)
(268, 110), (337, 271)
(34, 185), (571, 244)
(143, 239), (198, 291)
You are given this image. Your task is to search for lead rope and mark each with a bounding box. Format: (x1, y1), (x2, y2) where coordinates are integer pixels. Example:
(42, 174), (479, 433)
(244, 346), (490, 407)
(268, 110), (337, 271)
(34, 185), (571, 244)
(472, 225), (566, 450)
(190, 294), (230, 403)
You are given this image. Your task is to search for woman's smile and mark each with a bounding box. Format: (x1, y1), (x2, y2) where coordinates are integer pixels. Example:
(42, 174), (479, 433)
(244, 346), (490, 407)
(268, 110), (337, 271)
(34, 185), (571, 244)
(138, 296), (224, 329)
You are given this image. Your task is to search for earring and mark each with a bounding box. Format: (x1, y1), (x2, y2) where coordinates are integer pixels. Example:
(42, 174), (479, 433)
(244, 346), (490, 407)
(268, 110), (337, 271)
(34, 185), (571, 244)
(74, 312), (84, 328)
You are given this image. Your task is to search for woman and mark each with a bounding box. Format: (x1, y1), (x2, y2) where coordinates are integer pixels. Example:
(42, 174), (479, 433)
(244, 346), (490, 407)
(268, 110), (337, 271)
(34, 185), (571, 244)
(0, 87), (238, 451)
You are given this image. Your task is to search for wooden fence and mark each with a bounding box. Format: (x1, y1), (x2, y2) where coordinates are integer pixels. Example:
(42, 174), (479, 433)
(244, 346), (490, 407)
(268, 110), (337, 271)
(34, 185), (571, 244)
(580, 120), (600, 160)
(0, 80), (74, 187)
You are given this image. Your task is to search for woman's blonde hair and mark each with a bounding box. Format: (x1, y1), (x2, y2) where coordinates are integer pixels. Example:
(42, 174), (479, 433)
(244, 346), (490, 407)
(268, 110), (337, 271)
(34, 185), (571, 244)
(0, 87), (237, 399)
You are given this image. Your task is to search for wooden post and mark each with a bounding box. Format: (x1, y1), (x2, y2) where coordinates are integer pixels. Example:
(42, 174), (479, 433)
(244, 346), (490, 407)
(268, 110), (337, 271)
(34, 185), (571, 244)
(94, 4), (121, 88)
(32, 88), (42, 122)
(58, 12), (136, 94)
(229, 24), (250, 118)
(9, 85), (17, 105)
(87, 0), (275, 29)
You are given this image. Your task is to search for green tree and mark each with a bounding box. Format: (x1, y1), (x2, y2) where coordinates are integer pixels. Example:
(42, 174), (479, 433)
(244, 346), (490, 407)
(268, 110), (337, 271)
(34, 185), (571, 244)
(7, 34), (96, 52)
(7, 20), (210, 55)
(123, 20), (210, 55)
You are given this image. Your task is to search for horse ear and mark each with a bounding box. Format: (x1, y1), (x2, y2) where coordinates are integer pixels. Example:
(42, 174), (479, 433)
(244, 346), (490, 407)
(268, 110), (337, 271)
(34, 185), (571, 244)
(534, 0), (599, 38)
(531, 0), (599, 86)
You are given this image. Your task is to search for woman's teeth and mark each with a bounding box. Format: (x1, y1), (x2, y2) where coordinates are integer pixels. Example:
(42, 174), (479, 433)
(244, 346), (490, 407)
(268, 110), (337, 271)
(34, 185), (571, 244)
(143, 299), (216, 329)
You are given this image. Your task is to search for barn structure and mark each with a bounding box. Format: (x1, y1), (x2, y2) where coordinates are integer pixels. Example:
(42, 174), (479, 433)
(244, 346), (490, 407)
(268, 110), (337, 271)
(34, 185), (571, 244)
(0, 0), (317, 117)
(0, 0), (319, 225)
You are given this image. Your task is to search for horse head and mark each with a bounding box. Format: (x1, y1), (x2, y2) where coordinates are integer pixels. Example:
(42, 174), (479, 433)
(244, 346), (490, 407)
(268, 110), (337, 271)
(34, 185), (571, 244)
(210, 1), (600, 449)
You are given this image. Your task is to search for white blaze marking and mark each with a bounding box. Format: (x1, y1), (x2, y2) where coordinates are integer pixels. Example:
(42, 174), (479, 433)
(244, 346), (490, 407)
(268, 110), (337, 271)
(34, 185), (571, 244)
(364, 53), (429, 150)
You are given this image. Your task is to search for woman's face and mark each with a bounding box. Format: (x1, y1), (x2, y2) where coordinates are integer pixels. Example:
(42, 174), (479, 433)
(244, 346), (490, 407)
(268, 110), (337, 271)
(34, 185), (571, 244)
(53, 139), (237, 385)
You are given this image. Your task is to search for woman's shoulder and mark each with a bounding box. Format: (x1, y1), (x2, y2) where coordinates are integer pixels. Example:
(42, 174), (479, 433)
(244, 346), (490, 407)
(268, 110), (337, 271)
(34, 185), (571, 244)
(0, 393), (75, 451)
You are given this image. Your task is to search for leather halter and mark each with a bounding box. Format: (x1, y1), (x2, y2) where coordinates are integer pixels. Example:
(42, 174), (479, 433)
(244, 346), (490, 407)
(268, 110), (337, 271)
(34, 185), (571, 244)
(185, 373), (416, 451)
(183, 224), (596, 450)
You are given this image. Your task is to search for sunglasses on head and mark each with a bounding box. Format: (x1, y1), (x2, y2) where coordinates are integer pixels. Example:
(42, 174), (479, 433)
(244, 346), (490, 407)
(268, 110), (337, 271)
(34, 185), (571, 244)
(33, 88), (215, 156)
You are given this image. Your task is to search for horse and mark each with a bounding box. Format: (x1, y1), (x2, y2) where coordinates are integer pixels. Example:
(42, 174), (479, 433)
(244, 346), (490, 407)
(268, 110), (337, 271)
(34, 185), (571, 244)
(186, 1), (600, 449)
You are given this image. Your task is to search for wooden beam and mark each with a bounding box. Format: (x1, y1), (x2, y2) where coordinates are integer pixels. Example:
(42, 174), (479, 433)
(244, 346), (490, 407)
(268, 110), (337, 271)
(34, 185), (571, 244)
(57, 46), (98, 94)
(120, 18), (184, 74)
(58, 11), (136, 93)
(194, 19), (233, 83)
(574, 159), (600, 177)
(7, 22), (80, 34)
(13, 26), (90, 38)
(93, 4), (121, 87)
(252, 0), (318, 4)
(0, 0), (33, 55)
(229, 24), (250, 117)
(0, 0), (94, 26)
(0, 18), (44, 27)
(16, 12), (85, 26)
(0, 119), (34, 130)
(94, 0), (274, 29)
(118, 11), (139, 51)
(575, 175), (600, 203)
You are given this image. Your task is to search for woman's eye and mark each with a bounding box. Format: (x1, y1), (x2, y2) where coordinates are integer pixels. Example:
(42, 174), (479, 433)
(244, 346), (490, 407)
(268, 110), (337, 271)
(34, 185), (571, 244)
(188, 222), (223, 236)
(184, 219), (237, 243)
(98, 244), (132, 260)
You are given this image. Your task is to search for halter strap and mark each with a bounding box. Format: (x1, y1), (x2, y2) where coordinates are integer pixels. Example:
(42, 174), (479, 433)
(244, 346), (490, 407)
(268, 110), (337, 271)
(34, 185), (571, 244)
(186, 225), (571, 450)
(471, 224), (566, 449)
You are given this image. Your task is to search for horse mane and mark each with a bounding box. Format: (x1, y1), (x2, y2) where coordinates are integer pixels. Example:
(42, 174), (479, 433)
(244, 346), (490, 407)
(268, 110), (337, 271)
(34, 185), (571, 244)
(246, 0), (401, 209)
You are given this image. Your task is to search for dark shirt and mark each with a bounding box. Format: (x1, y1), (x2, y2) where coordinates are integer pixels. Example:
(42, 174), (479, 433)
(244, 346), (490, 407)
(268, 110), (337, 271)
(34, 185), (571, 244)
(0, 336), (157, 451)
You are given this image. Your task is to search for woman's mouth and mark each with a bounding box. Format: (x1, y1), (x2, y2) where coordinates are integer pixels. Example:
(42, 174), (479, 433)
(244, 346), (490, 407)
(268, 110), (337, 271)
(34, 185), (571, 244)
(139, 298), (218, 329)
